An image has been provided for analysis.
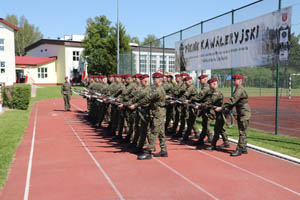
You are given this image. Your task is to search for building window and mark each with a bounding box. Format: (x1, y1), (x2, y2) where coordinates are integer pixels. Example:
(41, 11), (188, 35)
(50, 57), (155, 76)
(73, 51), (80, 61)
(160, 56), (166, 71)
(0, 39), (4, 51)
(38, 67), (48, 78)
(169, 56), (175, 72)
(0, 61), (5, 73)
(140, 55), (147, 73)
(150, 55), (157, 73)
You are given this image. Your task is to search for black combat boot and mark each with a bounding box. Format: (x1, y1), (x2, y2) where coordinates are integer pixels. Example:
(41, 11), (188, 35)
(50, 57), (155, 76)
(193, 140), (204, 146)
(205, 145), (217, 150)
(218, 142), (230, 149)
(230, 149), (242, 156)
(131, 147), (144, 154)
(153, 151), (168, 157)
(137, 153), (152, 160)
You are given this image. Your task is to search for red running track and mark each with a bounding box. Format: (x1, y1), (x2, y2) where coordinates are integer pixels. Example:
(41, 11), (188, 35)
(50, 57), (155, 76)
(0, 97), (299, 200)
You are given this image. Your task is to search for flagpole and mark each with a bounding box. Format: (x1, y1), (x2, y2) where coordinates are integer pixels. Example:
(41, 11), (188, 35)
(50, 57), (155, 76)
(117, 0), (120, 74)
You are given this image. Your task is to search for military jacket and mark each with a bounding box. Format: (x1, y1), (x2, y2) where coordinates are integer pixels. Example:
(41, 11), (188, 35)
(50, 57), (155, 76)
(173, 81), (186, 98)
(223, 85), (251, 121)
(61, 83), (72, 95)
(180, 83), (197, 101)
(192, 83), (210, 103)
(136, 85), (166, 117)
(120, 82), (135, 102)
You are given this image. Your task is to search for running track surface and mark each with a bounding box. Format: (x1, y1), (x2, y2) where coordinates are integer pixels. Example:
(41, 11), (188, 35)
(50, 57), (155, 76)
(0, 97), (299, 200)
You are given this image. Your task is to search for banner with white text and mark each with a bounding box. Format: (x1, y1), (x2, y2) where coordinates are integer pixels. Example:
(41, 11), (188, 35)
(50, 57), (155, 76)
(175, 6), (292, 71)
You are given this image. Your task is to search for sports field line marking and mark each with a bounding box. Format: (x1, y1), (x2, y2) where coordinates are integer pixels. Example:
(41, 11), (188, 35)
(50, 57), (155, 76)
(64, 114), (125, 200)
(154, 158), (219, 200)
(24, 104), (38, 200)
(191, 147), (300, 196)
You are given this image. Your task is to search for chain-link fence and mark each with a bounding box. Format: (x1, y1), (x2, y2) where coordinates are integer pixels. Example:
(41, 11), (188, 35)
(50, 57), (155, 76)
(120, 0), (300, 137)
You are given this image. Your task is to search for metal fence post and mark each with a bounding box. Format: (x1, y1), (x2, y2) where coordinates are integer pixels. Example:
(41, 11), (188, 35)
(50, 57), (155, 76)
(163, 36), (165, 74)
(180, 30), (183, 73)
(275, 0), (282, 135)
(231, 9), (235, 97)
(150, 42), (152, 85)
(130, 49), (133, 75)
(139, 46), (141, 73)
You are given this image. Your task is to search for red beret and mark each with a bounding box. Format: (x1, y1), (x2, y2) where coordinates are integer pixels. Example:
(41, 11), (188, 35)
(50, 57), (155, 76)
(184, 76), (192, 81)
(181, 73), (189, 77)
(102, 75), (107, 79)
(109, 74), (115, 77)
(140, 74), (149, 80)
(152, 72), (164, 78)
(175, 74), (181, 77)
(208, 78), (218, 84)
(123, 74), (131, 78)
(114, 74), (121, 78)
(198, 74), (208, 79)
(232, 74), (244, 80)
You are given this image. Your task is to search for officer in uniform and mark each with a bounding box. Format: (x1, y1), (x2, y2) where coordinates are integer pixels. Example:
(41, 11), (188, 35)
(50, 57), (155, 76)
(129, 72), (167, 160)
(204, 78), (230, 150)
(215, 74), (251, 156)
(164, 74), (175, 132)
(61, 76), (72, 111)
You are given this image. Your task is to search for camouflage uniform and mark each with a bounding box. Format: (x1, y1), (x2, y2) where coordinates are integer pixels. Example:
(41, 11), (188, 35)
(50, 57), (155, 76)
(223, 85), (251, 152)
(193, 83), (212, 144)
(118, 81), (135, 139)
(205, 88), (229, 148)
(182, 83), (200, 139)
(170, 81), (186, 136)
(61, 82), (72, 111)
(163, 81), (175, 131)
(135, 84), (166, 154)
(110, 82), (125, 135)
(129, 85), (151, 149)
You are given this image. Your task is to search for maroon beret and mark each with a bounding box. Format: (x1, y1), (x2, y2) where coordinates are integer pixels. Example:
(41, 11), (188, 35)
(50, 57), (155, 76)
(198, 74), (208, 79)
(114, 74), (121, 78)
(232, 74), (244, 80)
(175, 74), (181, 77)
(123, 74), (131, 78)
(152, 72), (164, 78)
(181, 72), (189, 77)
(109, 74), (115, 77)
(184, 76), (193, 81)
(208, 78), (218, 84)
(140, 74), (149, 80)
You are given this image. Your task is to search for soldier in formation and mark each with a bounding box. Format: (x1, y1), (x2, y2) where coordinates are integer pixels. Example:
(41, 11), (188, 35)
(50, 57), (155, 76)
(78, 73), (250, 159)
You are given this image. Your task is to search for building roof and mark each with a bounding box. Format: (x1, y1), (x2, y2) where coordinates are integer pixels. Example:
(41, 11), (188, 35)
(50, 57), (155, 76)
(25, 39), (83, 53)
(15, 56), (57, 66)
(0, 18), (19, 31)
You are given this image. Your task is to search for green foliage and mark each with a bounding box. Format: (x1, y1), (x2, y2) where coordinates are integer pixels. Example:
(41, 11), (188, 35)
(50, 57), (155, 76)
(142, 34), (161, 47)
(5, 15), (43, 56)
(3, 84), (31, 110)
(82, 16), (130, 75)
(130, 36), (140, 45)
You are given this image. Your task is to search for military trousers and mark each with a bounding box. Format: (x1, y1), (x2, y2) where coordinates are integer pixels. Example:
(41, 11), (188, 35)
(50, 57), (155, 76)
(197, 114), (212, 142)
(145, 108), (166, 153)
(211, 114), (229, 146)
(63, 95), (71, 110)
(237, 120), (249, 150)
(170, 105), (181, 133)
(184, 108), (200, 138)
(165, 104), (174, 130)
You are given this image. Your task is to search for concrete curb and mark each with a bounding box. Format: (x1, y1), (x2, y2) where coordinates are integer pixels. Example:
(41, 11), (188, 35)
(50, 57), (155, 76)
(228, 138), (300, 165)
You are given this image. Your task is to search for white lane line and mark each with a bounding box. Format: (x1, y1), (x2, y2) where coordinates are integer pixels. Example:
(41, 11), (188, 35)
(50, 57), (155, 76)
(24, 104), (39, 200)
(72, 101), (218, 199)
(194, 148), (300, 196)
(65, 113), (125, 200)
(154, 158), (219, 200)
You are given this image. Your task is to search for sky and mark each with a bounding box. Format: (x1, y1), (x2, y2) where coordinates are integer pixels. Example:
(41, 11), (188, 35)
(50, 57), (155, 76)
(1, 0), (300, 44)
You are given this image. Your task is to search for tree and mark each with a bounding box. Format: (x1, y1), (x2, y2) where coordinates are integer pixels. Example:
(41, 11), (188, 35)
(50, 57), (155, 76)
(130, 36), (140, 45)
(82, 16), (130, 75)
(5, 15), (43, 56)
(142, 34), (161, 47)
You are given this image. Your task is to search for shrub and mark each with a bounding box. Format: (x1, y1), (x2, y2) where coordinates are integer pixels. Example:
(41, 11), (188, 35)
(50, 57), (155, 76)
(2, 84), (31, 110)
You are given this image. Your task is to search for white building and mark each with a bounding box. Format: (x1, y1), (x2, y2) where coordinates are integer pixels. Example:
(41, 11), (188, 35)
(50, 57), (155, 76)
(127, 43), (211, 83)
(0, 18), (18, 86)
(24, 35), (84, 84)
